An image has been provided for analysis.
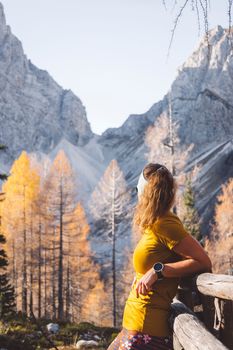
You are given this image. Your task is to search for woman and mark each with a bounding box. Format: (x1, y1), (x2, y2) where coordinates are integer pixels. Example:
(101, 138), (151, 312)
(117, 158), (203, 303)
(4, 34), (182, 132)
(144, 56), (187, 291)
(107, 163), (212, 350)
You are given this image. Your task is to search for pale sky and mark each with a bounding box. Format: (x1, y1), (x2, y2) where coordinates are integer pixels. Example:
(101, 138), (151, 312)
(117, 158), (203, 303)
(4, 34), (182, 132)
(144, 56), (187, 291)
(1, 0), (229, 135)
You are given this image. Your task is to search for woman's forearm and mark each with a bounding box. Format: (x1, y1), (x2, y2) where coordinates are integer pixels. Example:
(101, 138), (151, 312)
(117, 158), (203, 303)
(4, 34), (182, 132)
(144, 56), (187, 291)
(135, 258), (212, 297)
(162, 258), (211, 278)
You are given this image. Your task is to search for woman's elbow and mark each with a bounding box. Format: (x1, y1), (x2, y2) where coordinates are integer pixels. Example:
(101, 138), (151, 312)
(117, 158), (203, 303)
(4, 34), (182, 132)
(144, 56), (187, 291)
(202, 256), (212, 273)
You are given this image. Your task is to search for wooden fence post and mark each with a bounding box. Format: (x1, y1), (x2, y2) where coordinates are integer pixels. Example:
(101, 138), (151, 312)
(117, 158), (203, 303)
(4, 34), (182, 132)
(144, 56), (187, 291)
(170, 299), (228, 350)
(195, 273), (233, 348)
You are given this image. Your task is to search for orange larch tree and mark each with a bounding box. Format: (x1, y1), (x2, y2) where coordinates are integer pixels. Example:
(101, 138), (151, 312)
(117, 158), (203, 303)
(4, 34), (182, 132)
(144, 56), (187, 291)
(205, 178), (233, 274)
(1, 151), (40, 315)
(43, 150), (76, 320)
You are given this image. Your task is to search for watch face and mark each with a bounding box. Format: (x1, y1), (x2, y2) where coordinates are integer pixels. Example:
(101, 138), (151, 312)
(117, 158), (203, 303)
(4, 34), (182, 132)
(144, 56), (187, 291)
(154, 262), (163, 272)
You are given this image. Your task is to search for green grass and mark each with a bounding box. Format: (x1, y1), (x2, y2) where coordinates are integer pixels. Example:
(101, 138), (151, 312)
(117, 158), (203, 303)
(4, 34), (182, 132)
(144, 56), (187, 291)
(0, 313), (120, 350)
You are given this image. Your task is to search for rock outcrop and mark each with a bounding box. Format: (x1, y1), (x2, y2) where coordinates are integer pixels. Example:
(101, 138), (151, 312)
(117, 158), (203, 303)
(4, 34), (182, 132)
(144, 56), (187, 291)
(0, 3), (92, 163)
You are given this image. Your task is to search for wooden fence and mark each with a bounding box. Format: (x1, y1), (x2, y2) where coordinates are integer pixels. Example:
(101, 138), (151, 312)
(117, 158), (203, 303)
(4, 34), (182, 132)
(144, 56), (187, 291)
(170, 273), (233, 350)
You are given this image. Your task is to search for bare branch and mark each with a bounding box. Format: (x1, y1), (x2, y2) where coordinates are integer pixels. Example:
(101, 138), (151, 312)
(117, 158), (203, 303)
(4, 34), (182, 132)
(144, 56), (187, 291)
(167, 0), (190, 59)
(198, 0), (211, 59)
(226, 0), (233, 52)
(228, 0), (233, 34)
(195, 0), (201, 37)
(191, 0), (195, 11)
(162, 0), (168, 11)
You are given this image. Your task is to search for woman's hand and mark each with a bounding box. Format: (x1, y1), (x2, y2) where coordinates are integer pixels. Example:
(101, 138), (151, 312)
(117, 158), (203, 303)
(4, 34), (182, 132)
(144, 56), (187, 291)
(135, 268), (158, 298)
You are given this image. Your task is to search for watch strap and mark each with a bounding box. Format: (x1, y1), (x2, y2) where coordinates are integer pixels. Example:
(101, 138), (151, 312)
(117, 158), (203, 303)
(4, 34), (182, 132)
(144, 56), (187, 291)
(156, 270), (164, 280)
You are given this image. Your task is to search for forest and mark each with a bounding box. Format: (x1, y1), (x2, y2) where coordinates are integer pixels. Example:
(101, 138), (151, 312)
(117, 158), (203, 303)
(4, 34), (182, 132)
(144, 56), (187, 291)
(0, 110), (232, 348)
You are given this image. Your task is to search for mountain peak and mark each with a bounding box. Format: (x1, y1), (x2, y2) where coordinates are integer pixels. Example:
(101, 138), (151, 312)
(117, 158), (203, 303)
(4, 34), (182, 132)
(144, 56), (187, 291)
(210, 24), (224, 36)
(0, 2), (8, 41)
(0, 2), (6, 25)
(170, 23), (233, 105)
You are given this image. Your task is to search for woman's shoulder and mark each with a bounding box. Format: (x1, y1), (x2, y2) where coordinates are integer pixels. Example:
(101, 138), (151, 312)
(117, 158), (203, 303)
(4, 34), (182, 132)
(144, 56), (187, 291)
(151, 210), (190, 249)
(154, 210), (182, 226)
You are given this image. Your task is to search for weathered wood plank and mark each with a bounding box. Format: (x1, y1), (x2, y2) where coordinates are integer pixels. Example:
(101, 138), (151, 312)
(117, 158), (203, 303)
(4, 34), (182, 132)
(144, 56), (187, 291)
(196, 273), (233, 300)
(173, 332), (184, 350)
(170, 299), (228, 350)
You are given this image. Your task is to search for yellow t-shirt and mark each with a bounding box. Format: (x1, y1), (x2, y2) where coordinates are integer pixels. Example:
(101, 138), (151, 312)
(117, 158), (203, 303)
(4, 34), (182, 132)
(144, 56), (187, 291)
(122, 210), (190, 337)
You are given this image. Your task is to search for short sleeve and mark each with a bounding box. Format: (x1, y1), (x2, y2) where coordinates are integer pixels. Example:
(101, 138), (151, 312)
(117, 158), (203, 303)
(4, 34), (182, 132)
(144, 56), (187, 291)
(154, 214), (190, 250)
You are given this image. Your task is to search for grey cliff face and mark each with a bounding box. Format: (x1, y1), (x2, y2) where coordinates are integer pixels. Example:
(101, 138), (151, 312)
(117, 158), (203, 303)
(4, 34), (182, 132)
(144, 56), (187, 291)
(101, 26), (233, 152)
(169, 26), (233, 151)
(0, 3), (92, 162)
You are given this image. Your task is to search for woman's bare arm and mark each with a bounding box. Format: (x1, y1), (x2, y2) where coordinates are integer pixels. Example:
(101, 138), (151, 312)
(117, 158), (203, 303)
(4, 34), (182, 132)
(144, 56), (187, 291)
(162, 235), (212, 278)
(135, 235), (212, 297)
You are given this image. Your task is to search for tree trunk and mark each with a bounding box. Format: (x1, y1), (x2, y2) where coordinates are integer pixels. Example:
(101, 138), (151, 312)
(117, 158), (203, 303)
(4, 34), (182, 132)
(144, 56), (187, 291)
(111, 176), (116, 327)
(58, 183), (64, 320)
(12, 239), (17, 297)
(29, 212), (33, 316)
(168, 92), (177, 214)
(22, 185), (27, 314)
(65, 234), (71, 321)
(76, 254), (81, 321)
(65, 263), (70, 320)
(52, 226), (56, 320)
(38, 219), (42, 318)
(44, 241), (47, 318)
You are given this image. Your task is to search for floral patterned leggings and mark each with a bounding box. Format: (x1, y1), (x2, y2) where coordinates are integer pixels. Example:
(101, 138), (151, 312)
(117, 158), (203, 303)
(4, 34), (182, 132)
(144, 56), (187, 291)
(107, 328), (173, 350)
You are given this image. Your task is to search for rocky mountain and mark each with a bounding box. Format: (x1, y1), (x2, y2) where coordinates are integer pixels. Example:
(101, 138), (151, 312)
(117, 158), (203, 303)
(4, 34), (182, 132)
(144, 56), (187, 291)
(0, 2), (93, 164)
(99, 25), (233, 235)
(0, 0), (232, 244)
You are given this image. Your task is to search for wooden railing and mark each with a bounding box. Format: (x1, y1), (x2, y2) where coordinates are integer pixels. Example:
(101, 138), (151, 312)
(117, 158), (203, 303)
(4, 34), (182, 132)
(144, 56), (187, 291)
(170, 273), (233, 350)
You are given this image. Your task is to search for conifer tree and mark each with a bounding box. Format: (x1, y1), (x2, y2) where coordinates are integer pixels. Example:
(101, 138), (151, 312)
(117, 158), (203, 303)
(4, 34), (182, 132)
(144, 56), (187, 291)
(0, 232), (16, 318)
(68, 203), (107, 323)
(1, 151), (40, 315)
(181, 175), (201, 241)
(116, 247), (134, 327)
(0, 146), (16, 318)
(89, 159), (130, 327)
(145, 111), (193, 182)
(145, 110), (194, 215)
(84, 279), (111, 327)
(205, 178), (233, 274)
(1, 149), (107, 322)
(32, 159), (54, 319)
(44, 150), (76, 320)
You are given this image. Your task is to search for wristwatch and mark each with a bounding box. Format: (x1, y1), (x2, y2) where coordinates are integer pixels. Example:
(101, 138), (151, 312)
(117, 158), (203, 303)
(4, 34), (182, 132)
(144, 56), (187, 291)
(153, 262), (164, 280)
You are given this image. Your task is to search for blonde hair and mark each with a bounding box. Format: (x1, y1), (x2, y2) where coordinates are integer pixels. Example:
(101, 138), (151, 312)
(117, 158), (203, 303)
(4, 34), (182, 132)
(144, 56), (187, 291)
(133, 163), (177, 234)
